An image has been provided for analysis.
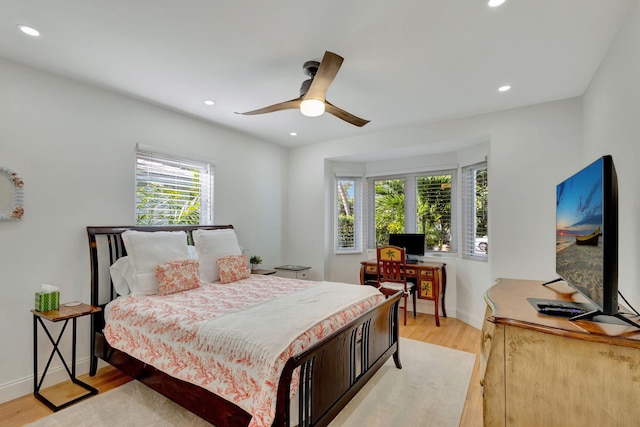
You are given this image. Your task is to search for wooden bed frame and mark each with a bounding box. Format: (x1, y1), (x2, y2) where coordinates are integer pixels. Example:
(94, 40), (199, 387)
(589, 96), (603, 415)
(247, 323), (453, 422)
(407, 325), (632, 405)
(87, 225), (402, 427)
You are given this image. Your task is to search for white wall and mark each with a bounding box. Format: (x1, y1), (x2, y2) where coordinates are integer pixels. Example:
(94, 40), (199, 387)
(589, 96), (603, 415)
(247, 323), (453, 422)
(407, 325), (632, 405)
(583, 0), (640, 310)
(0, 57), (287, 402)
(287, 98), (584, 329)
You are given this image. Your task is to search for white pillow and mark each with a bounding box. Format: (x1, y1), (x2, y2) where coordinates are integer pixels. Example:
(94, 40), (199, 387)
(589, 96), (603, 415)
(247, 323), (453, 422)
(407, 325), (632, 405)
(122, 230), (190, 296)
(109, 256), (134, 296)
(193, 229), (242, 282)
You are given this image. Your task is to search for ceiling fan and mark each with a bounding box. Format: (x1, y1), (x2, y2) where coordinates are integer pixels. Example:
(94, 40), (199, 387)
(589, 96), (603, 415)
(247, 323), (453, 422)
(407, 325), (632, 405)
(236, 51), (370, 127)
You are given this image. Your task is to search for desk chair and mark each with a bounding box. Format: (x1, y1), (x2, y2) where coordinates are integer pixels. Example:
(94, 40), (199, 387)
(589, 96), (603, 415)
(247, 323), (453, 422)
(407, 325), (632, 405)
(376, 245), (417, 326)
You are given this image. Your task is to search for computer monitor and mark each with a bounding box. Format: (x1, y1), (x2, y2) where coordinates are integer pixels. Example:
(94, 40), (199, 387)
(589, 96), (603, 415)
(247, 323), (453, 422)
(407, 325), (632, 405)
(388, 233), (425, 257)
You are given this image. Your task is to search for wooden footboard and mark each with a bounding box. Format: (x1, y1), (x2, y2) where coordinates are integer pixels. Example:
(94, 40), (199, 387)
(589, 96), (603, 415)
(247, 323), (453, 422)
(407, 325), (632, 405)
(87, 225), (401, 427)
(274, 292), (401, 427)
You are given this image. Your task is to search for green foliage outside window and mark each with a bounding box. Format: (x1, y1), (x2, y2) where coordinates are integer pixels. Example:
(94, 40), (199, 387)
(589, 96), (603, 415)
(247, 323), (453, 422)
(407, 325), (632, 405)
(374, 175), (453, 252)
(337, 180), (356, 249)
(337, 214), (354, 248)
(374, 179), (405, 247)
(475, 168), (488, 238)
(136, 178), (201, 225)
(417, 175), (452, 251)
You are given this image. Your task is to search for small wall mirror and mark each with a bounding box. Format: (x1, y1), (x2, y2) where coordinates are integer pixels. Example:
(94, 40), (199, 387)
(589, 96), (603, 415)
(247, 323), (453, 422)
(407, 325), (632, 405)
(0, 167), (24, 221)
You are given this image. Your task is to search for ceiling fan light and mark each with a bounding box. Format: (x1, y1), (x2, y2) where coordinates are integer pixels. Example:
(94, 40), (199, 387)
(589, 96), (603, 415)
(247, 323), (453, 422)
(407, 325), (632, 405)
(300, 99), (325, 117)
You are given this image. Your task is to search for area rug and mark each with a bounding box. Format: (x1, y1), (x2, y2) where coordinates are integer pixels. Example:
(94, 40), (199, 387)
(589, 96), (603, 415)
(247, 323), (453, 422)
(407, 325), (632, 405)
(27, 338), (475, 427)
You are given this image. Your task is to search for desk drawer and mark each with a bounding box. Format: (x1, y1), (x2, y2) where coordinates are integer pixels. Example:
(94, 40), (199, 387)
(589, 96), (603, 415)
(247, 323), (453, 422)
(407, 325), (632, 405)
(420, 269), (434, 278)
(405, 268), (416, 275)
(365, 265), (378, 274)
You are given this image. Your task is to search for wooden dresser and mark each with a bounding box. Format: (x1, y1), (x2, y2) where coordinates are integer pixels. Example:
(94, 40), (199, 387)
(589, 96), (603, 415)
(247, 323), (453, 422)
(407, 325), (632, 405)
(482, 278), (640, 427)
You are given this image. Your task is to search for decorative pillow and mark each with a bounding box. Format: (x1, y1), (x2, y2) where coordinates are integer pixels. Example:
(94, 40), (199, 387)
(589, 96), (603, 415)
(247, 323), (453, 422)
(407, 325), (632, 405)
(193, 229), (242, 282)
(109, 256), (134, 296)
(217, 255), (251, 284)
(121, 230), (190, 296)
(156, 259), (200, 296)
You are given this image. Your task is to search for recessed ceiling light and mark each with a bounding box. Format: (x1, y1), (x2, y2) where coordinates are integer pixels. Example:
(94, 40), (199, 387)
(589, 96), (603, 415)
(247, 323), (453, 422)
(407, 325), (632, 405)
(203, 100), (215, 106)
(17, 25), (41, 37)
(498, 85), (511, 92)
(488, 0), (506, 7)
(290, 132), (298, 136)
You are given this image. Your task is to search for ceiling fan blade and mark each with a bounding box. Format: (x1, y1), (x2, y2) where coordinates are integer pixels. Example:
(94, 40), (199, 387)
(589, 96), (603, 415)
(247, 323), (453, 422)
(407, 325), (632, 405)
(304, 51), (344, 101)
(325, 100), (370, 127)
(235, 98), (301, 115)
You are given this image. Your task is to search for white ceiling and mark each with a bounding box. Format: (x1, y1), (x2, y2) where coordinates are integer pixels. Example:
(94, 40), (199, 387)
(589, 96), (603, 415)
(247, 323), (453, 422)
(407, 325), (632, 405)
(0, 0), (635, 147)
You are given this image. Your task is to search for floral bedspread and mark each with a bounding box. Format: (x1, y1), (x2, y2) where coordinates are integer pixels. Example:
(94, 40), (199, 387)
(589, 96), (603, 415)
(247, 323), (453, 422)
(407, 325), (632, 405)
(104, 275), (384, 427)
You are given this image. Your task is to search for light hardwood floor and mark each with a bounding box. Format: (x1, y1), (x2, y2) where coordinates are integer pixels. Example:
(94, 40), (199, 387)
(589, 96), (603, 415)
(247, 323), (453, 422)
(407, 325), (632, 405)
(0, 313), (482, 427)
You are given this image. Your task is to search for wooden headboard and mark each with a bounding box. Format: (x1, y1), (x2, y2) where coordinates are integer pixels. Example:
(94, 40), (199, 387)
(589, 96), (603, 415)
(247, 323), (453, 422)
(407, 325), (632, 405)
(87, 224), (234, 306)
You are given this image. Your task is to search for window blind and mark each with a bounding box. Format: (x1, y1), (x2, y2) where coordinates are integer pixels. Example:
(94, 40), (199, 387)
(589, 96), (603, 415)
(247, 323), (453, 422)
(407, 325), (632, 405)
(336, 177), (362, 253)
(462, 161), (488, 259)
(416, 172), (456, 252)
(135, 148), (213, 225)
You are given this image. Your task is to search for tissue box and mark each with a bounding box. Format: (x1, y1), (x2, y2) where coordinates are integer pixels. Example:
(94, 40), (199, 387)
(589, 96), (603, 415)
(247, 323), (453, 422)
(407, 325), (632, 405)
(35, 291), (60, 311)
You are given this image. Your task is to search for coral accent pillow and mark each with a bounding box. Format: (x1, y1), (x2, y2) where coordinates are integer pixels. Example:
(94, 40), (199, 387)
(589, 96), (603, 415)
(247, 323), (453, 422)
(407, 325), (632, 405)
(156, 259), (200, 296)
(217, 255), (251, 284)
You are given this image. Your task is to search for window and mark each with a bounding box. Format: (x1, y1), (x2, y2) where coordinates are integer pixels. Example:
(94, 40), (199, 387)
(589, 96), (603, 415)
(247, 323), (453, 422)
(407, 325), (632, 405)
(370, 178), (405, 247)
(335, 177), (362, 253)
(462, 162), (488, 259)
(367, 170), (456, 253)
(135, 146), (213, 225)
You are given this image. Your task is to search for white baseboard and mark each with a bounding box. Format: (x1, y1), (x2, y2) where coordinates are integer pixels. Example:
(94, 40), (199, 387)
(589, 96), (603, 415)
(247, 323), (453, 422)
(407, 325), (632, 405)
(455, 307), (484, 330)
(416, 302), (483, 330)
(0, 357), (96, 404)
(415, 300), (448, 317)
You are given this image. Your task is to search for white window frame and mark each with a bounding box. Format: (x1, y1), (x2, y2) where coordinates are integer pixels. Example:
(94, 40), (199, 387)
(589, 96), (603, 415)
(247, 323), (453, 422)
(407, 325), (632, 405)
(462, 161), (488, 260)
(135, 145), (214, 225)
(366, 169), (457, 255)
(335, 177), (363, 254)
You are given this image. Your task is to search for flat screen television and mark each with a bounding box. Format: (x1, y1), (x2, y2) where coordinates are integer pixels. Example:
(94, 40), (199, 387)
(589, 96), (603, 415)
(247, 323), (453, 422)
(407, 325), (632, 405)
(552, 155), (637, 327)
(388, 233), (425, 260)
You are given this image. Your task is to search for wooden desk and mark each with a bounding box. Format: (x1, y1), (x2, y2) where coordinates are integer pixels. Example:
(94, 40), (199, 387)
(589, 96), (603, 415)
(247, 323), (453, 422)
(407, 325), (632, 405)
(482, 278), (640, 427)
(360, 260), (446, 326)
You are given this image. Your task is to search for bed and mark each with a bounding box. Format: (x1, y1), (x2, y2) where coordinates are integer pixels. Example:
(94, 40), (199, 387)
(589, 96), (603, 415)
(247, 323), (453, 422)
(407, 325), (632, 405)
(87, 225), (401, 427)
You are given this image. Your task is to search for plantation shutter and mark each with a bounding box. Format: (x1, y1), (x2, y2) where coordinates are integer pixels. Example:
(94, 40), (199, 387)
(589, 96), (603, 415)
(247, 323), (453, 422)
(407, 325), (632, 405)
(416, 171), (456, 253)
(135, 146), (213, 225)
(462, 161), (488, 259)
(336, 177), (362, 253)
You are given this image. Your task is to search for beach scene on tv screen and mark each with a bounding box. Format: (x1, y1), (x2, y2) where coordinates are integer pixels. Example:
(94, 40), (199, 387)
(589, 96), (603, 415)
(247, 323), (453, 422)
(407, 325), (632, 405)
(556, 158), (603, 305)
